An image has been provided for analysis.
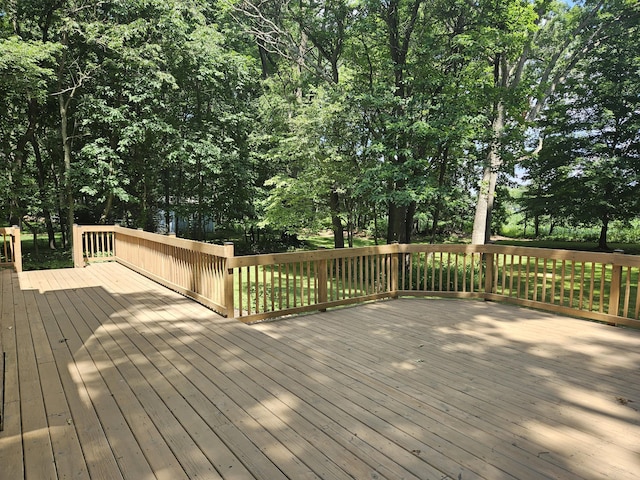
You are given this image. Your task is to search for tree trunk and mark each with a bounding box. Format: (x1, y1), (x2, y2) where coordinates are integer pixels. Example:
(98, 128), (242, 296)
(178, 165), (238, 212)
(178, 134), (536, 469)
(100, 192), (114, 224)
(387, 202), (415, 244)
(430, 146), (449, 243)
(403, 201), (416, 244)
(164, 170), (171, 233)
(387, 203), (403, 243)
(471, 164), (491, 245)
(30, 133), (57, 249)
(59, 94), (75, 247)
(484, 166), (499, 244)
(472, 99), (504, 244)
(598, 215), (609, 251)
(373, 203), (379, 245)
(257, 40), (270, 79)
(329, 190), (345, 248)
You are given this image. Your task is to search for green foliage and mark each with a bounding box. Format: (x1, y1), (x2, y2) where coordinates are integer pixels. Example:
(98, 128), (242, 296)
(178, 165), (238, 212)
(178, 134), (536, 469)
(0, 37), (60, 101)
(1, 0), (638, 263)
(521, 0), (640, 248)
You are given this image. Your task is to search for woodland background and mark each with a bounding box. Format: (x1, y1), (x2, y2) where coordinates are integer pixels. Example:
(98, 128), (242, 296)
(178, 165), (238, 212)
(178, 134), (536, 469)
(1, 0), (639, 260)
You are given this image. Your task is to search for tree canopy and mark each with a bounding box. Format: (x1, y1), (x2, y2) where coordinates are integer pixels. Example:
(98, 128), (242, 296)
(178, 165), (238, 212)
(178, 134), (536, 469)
(1, 0), (638, 251)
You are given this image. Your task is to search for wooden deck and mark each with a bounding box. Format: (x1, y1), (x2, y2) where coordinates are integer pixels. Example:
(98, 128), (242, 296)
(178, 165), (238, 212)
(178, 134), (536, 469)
(1, 262), (639, 480)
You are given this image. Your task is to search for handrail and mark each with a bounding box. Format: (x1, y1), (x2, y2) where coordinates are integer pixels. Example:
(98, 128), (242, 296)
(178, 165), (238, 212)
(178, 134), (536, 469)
(72, 225), (640, 328)
(0, 226), (22, 273)
(73, 225), (235, 317)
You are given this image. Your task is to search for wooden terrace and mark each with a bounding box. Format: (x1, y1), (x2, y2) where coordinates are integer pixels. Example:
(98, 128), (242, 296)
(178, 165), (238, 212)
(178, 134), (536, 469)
(2, 262), (640, 479)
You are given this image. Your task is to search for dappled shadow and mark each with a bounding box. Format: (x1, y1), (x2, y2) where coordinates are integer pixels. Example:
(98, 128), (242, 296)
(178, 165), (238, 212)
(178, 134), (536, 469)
(8, 264), (417, 479)
(6, 265), (640, 479)
(253, 298), (640, 480)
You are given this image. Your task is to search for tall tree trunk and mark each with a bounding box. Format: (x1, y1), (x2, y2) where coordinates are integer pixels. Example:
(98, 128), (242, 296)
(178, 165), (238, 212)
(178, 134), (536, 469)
(257, 40), (270, 79)
(59, 94), (74, 247)
(430, 208), (440, 244)
(470, 5), (606, 244)
(387, 202), (415, 244)
(329, 190), (345, 248)
(387, 203), (404, 243)
(373, 203), (379, 245)
(51, 162), (67, 247)
(598, 215), (609, 251)
(100, 192), (114, 224)
(430, 146), (449, 243)
(472, 164), (491, 245)
(472, 98), (505, 244)
(403, 201), (416, 244)
(382, 0), (422, 245)
(296, 31), (307, 101)
(30, 134), (57, 249)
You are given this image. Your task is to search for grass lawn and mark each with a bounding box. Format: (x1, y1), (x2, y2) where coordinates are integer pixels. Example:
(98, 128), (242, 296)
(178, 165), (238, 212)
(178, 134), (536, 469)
(19, 233), (73, 271)
(302, 234), (379, 250)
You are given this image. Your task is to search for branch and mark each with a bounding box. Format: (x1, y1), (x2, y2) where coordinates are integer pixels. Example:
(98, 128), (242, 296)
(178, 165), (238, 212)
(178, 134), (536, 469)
(525, 0), (607, 122)
(516, 136), (544, 163)
(232, 1), (335, 85)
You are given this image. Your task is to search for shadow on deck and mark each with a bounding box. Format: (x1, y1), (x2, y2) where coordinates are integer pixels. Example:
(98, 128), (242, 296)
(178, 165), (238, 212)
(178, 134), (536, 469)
(1, 262), (639, 479)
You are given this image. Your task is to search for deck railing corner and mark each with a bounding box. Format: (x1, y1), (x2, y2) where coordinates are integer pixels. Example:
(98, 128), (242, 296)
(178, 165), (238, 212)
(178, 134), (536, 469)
(1, 226), (22, 273)
(69, 225), (640, 329)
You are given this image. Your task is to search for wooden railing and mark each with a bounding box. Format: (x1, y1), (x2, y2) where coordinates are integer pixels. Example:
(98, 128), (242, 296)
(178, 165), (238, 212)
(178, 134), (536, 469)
(73, 225), (234, 317)
(73, 225), (640, 328)
(481, 245), (640, 328)
(227, 245), (399, 323)
(0, 226), (22, 273)
(73, 224), (116, 265)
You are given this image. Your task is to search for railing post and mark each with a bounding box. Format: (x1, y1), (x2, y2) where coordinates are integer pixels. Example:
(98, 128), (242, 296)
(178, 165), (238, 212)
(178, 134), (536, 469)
(12, 226), (22, 273)
(391, 242), (399, 298)
(484, 251), (494, 296)
(608, 260), (623, 319)
(72, 224), (84, 268)
(318, 259), (328, 310)
(223, 242), (235, 318)
(113, 224), (119, 260)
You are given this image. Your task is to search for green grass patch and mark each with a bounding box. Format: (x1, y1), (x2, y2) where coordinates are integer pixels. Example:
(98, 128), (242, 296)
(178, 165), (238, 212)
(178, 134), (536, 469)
(301, 234), (378, 250)
(20, 233), (73, 271)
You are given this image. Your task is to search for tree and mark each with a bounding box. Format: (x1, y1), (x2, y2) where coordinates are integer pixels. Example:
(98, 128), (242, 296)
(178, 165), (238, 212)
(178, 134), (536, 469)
(0, 12), (62, 247)
(524, 0), (640, 249)
(470, 0), (613, 244)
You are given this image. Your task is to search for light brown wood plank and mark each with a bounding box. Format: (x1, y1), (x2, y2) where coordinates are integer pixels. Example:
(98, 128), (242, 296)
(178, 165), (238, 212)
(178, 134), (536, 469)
(28, 271), (125, 480)
(324, 304), (636, 476)
(258, 309), (584, 478)
(0, 270), (24, 480)
(235, 319), (528, 479)
(14, 276), (57, 480)
(104, 264), (487, 480)
(82, 265), (318, 480)
(50, 274), (194, 480)
(63, 269), (232, 480)
(5, 263), (640, 480)
(41, 270), (170, 480)
(97, 265), (405, 479)
(19, 272), (89, 480)
(112, 262), (640, 480)
(260, 299), (640, 480)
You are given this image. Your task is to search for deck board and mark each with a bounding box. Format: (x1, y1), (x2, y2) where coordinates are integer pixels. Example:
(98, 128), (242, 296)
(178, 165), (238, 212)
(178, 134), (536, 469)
(1, 263), (640, 479)
(0, 266), (24, 480)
